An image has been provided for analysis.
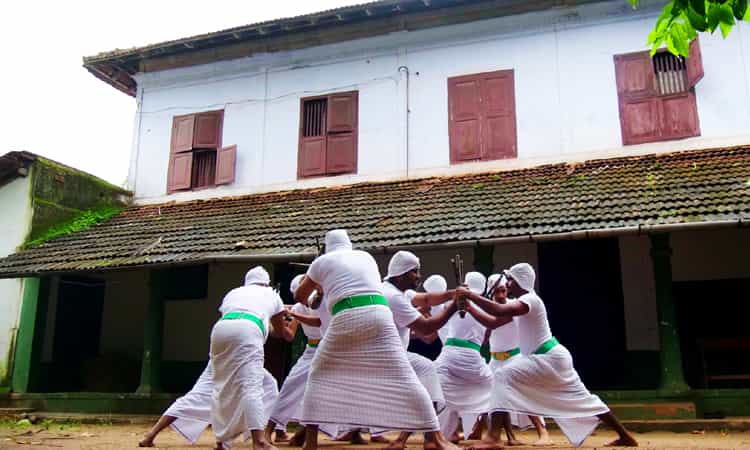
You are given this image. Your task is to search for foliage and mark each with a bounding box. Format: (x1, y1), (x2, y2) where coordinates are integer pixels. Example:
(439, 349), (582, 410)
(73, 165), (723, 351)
(628, 0), (750, 56)
(24, 206), (123, 248)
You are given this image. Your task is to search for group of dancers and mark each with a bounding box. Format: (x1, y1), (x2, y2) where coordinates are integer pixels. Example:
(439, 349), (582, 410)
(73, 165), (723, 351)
(139, 229), (638, 449)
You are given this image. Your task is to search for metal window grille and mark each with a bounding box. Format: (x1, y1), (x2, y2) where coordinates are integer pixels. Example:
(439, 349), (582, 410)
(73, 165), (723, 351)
(653, 52), (688, 95)
(192, 150), (216, 188)
(303, 99), (327, 137)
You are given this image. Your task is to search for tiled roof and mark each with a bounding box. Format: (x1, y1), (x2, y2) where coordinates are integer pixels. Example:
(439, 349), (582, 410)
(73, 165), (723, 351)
(1, 147), (749, 277)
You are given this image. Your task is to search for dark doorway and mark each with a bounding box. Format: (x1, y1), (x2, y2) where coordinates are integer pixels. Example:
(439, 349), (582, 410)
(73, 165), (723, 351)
(674, 278), (750, 389)
(47, 276), (105, 391)
(537, 238), (627, 389)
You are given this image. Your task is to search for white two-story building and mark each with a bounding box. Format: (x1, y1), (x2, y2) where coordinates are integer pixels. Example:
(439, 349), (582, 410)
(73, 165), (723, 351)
(0, 0), (748, 418)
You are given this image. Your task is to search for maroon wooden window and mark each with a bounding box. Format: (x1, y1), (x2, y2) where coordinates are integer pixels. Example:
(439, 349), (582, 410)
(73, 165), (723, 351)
(298, 91), (358, 178)
(614, 39), (704, 146)
(167, 110), (237, 193)
(448, 69), (517, 164)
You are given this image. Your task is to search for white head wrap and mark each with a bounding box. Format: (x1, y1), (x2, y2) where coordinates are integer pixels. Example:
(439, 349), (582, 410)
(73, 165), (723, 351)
(423, 274), (447, 293)
(505, 263), (536, 292)
(386, 250), (420, 279)
(465, 271), (486, 295)
(290, 274), (305, 295)
(487, 273), (507, 290)
(325, 229), (352, 253)
(244, 266), (270, 286)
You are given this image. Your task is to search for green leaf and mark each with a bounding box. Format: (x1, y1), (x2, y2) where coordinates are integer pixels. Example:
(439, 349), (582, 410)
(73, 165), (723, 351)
(686, 7), (708, 31)
(733, 0), (748, 20)
(666, 33), (679, 55)
(627, 0), (639, 8)
(746, 5), (750, 21)
(707, 2), (722, 31)
(672, 24), (691, 56)
(719, 20), (733, 37)
(689, 0), (705, 16)
(719, 3), (736, 25)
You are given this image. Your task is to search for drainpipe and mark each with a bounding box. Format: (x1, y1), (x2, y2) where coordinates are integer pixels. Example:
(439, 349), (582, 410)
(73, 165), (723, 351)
(397, 65), (410, 178)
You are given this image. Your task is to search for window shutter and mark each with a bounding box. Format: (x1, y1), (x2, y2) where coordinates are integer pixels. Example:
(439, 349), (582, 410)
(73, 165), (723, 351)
(615, 52), (660, 145)
(619, 97), (662, 145)
(614, 53), (657, 99)
(193, 110), (223, 148)
(326, 92), (357, 133)
(481, 71), (517, 160)
(326, 133), (357, 174)
(448, 77), (482, 162)
(299, 138), (327, 177)
(661, 92), (700, 139)
(171, 115), (195, 153)
(215, 145), (237, 185)
(686, 38), (704, 88)
(167, 152), (193, 192)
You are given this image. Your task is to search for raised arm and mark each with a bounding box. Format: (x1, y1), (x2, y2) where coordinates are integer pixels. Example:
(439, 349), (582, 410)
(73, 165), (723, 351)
(465, 300), (513, 329)
(294, 276), (320, 306)
(409, 298), (458, 336)
(458, 286), (529, 318)
(288, 309), (322, 327)
(411, 290), (456, 309)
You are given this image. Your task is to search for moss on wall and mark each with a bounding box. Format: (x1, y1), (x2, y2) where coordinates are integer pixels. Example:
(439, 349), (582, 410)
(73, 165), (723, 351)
(24, 158), (131, 246)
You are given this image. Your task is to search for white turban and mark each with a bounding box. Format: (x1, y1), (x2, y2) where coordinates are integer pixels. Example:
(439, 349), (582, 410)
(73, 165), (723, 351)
(244, 266), (270, 286)
(423, 274), (447, 293)
(465, 271), (486, 295)
(290, 274), (305, 295)
(487, 273), (507, 290)
(505, 263), (536, 292)
(386, 250), (420, 279)
(325, 229), (352, 253)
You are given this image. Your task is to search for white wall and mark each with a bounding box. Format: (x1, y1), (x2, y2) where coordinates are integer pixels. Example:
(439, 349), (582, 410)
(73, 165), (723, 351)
(127, 0), (750, 204)
(0, 175), (33, 381)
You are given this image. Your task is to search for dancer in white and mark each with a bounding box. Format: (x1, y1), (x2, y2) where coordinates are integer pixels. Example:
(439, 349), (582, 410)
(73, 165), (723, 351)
(294, 230), (459, 450)
(264, 275), (337, 445)
(460, 263), (638, 448)
(138, 364), (279, 447)
(433, 272), (493, 443)
(210, 266), (292, 450)
(464, 273), (551, 446)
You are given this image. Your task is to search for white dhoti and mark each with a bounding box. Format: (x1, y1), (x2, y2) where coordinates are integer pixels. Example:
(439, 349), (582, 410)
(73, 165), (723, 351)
(491, 345), (609, 447)
(435, 346), (492, 438)
(407, 352), (445, 412)
(210, 319), (267, 445)
(164, 361), (278, 444)
(489, 357), (536, 430)
(300, 305), (438, 432)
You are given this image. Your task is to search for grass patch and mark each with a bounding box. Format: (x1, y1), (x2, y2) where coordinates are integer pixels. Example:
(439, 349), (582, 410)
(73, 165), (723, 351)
(24, 205), (123, 248)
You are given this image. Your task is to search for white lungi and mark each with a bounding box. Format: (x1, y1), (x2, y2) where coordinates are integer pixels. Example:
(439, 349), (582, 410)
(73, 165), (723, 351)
(491, 344), (608, 447)
(165, 361), (278, 444)
(407, 352), (445, 412)
(210, 320), (267, 444)
(300, 305), (439, 432)
(435, 345), (492, 438)
(488, 356), (534, 430)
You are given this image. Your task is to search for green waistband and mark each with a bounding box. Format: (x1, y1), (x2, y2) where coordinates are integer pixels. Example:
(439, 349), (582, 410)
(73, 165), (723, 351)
(534, 336), (559, 355)
(445, 338), (482, 352)
(220, 312), (265, 335)
(332, 294), (388, 316)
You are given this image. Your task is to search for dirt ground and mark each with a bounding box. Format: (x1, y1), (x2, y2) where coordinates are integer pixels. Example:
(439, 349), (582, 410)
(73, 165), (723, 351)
(2, 424), (750, 450)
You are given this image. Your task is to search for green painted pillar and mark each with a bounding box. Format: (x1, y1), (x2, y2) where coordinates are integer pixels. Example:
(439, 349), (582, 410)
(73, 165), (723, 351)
(11, 277), (50, 393)
(473, 243), (494, 276)
(136, 270), (164, 394)
(650, 233), (689, 394)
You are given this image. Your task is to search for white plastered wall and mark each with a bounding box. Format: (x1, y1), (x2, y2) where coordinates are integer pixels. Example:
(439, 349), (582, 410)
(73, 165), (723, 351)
(0, 175), (33, 381)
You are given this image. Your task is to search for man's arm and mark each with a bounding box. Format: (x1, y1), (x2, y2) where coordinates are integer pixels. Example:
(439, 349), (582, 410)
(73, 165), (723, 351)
(411, 290), (456, 309)
(465, 301), (513, 329)
(288, 309), (322, 327)
(458, 287), (529, 318)
(295, 276), (320, 306)
(269, 311), (295, 341)
(409, 298), (458, 336)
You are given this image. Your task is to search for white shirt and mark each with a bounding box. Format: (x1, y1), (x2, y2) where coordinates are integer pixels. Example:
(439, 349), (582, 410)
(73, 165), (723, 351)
(291, 303), (322, 340)
(383, 281), (422, 349)
(489, 307), (520, 352)
(437, 302), (485, 346)
(516, 292), (553, 355)
(218, 285), (285, 339)
(306, 249), (383, 313)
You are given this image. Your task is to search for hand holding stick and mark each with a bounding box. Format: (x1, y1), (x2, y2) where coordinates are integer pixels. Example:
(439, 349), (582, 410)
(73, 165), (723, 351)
(450, 254), (466, 318)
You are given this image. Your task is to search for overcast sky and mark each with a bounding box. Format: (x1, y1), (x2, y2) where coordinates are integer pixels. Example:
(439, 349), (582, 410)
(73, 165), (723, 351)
(1, 1), (361, 187)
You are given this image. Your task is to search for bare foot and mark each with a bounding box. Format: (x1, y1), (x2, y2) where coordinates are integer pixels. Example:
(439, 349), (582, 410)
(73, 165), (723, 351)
(506, 439), (524, 446)
(371, 435), (392, 444)
(464, 443), (503, 450)
(383, 441), (406, 450)
(532, 436), (554, 446)
(448, 432), (461, 444)
(290, 429), (306, 447)
(605, 436), (638, 447)
(214, 442), (224, 450)
(349, 431), (367, 445)
(138, 437), (154, 447)
(256, 442), (280, 450)
(335, 431), (356, 441)
(425, 438), (463, 450)
(276, 430), (290, 442)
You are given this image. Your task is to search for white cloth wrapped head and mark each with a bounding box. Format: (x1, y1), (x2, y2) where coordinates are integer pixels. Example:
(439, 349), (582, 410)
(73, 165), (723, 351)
(386, 250), (420, 279)
(290, 274), (305, 295)
(465, 271), (486, 295)
(487, 273), (507, 290)
(504, 263), (536, 292)
(244, 266), (270, 286)
(325, 229), (352, 253)
(423, 274), (447, 293)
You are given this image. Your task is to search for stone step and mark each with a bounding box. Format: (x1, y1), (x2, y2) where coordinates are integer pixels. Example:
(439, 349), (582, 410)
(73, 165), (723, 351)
(0, 407), (36, 417)
(609, 402), (697, 420)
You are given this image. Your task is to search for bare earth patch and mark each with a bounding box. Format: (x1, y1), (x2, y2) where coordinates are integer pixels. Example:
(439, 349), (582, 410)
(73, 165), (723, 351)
(2, 425), (750, 450)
